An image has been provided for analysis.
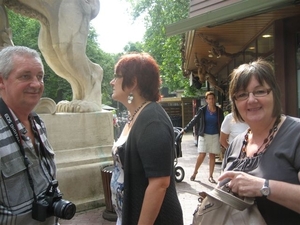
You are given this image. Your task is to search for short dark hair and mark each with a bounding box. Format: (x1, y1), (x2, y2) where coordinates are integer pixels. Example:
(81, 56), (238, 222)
(229, 58), (282, 122)
(115, 52), (161, 101)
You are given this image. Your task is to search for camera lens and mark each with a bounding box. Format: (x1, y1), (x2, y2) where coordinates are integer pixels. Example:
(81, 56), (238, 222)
(53, 199), (76, 220)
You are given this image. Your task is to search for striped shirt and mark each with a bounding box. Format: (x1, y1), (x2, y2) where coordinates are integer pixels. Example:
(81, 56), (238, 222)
(0, 110), (57, 225)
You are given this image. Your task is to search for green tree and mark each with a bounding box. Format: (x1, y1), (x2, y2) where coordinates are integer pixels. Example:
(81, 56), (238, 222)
(126, 0), (193, 95)
(123, 41), (144, 52)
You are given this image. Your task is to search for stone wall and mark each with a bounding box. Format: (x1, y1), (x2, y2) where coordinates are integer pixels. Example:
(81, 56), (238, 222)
(40, 111), (114, 212)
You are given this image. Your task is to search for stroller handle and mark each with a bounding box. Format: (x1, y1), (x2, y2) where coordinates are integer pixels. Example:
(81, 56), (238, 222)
(174, 127), (183, 143)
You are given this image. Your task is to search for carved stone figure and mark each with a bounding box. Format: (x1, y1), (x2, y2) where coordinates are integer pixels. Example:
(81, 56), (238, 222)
(198, 33), (241, 58)
(205, 73), (224, 94)
(2, 0), (102, 112)
(0, 0), (13, 48)
(193, 53), (223, 93)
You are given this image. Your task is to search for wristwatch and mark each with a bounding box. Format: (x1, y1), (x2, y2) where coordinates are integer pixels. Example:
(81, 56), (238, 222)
(260, 179), (270, 197)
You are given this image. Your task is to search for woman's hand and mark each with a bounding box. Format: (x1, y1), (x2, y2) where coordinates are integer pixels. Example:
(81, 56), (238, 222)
(218, 171), (264, 197)
(219, 171), (300, 213)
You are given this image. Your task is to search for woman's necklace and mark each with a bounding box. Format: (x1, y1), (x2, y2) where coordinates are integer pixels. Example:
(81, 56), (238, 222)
(127, 101), (147, 125)
(207, 106), (216, 115)
(240, 116), (281, 158)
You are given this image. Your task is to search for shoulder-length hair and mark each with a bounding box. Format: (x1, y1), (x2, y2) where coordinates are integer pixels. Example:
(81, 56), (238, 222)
(229, 58), (282, 122)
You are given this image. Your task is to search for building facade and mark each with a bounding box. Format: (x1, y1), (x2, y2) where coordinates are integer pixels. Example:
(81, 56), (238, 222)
(166, 0), (300, 116)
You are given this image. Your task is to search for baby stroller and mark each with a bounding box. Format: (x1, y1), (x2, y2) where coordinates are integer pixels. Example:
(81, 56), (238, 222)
(173, 127), (185, 182)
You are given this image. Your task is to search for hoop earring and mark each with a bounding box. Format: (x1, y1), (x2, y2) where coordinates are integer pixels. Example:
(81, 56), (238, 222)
(128, 93), (133, 104)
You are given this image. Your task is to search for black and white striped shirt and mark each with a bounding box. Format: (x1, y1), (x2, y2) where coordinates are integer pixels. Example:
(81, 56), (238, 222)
(0, 110), (57, 225)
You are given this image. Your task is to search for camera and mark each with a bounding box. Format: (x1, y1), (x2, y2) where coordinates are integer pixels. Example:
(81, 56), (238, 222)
(32, 180), (76, 222)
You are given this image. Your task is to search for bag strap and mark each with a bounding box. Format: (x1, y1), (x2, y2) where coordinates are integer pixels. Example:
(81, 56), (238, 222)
(207, 188), (255, 211)
(32, 112), (42, 126)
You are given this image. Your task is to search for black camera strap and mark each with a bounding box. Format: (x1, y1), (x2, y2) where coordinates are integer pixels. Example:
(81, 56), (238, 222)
(0, 98), (38, 201)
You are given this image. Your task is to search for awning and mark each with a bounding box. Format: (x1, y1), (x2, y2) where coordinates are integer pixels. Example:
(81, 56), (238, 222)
(165, 0), (296, 37)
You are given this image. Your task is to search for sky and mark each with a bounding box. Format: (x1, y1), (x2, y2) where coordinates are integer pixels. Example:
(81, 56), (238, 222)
(90, 0), (146, 54)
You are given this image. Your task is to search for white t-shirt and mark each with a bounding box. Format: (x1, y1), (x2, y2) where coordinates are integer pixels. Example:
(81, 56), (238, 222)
(220, 113), (249, 143)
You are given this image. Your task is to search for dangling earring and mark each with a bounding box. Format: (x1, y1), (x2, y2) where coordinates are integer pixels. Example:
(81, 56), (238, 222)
(128, 93), (133, 104)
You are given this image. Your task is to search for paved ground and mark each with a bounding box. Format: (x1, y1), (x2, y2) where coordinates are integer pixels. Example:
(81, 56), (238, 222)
(60, 133), (222, 225)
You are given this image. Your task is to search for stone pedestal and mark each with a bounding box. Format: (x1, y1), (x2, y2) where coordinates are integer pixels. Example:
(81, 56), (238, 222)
(40, 111), (114, 212)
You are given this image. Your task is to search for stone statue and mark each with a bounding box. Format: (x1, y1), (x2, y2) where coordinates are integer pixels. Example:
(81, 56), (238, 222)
(0, 0), (13, 48)
(2, 0), (103, 112)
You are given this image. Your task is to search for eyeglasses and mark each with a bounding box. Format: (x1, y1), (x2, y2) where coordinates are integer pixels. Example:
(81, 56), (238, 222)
(113, 74), (122, 79)
(234, 88), (272, 101)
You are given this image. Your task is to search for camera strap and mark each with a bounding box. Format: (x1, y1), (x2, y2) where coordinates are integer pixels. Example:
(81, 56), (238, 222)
(30, 112), (54, 179)
(0, 98), (38, 201)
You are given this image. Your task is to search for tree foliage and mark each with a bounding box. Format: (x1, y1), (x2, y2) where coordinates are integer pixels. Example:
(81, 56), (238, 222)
(126, 0), (192, 95)
(123, 41), (144, 53)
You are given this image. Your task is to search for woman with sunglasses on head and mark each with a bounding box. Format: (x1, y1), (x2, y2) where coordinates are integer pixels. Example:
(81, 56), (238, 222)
(109, 52), (183, 225)
(219, 58), (300, 224)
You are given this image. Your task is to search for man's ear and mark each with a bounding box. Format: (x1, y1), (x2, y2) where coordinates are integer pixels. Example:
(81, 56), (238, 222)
(0, 76), (6, 95)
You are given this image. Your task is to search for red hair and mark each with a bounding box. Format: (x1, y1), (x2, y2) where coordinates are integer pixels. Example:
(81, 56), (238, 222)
(115, 52), (161, 101)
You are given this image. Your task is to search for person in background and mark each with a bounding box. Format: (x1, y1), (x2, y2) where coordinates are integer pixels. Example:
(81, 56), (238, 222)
(0, 46), (72, 224)
(219, 112), (249, 150)
(219, 59), (300, 224)
(110, 52), (183, 225)
(182, 91), (224, 183)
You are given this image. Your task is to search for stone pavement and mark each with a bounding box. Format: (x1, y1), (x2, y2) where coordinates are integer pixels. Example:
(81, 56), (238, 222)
(60, 132), (222, 225)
